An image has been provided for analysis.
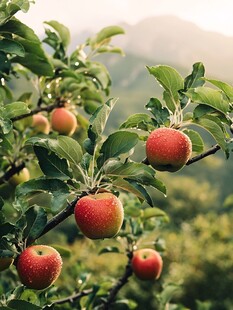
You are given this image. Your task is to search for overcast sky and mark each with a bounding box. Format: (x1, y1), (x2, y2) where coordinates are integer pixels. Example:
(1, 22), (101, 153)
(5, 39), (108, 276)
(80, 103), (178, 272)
(17, 0), (233, 37)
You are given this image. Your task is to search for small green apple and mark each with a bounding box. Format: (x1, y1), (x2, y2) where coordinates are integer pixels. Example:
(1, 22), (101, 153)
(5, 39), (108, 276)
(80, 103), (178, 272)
(0, 257), (14, 272)
(146, 127), (192, 172)
(17, 245), (62, 290)
(131, 248), (163, 280)
(9, 167), (30, 186)
(74, 192), (124, 239)
(51, 107), (77, 136)
(32, 114), (50, 134)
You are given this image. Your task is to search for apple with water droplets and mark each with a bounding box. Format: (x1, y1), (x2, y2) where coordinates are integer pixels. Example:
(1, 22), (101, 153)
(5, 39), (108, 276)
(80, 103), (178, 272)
(131, 248), (163, 280)
(74, 192), (124, 239)
(146, 127), (192, 172)
(17, 245), (62, 290)
(51, 107), (77, 136)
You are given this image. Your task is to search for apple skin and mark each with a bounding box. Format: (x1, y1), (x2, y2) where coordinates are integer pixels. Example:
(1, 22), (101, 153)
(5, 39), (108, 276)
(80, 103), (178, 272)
(0, 257), (14, 272)
(9, 167), (30, 186)
(131, 248), (163, 281)
(32, 114), (50, 134)
(146, 128), (192, 172)
(51, 107), (77, 136)
(74, 192), (124, 239)
(17, 245), (62, 290)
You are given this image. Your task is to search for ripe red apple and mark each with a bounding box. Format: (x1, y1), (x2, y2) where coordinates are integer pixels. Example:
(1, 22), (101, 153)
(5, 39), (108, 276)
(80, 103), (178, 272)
(0, 257), (14, 272)
(17, 245), (62, 290)
(51, 107), (77, 136)
(131, 248), (163, 280)
(74, 192), (124, 239)
(32, 114), (50, 134)
(146, 127), (192, 172)
(9, 167), (30, 186)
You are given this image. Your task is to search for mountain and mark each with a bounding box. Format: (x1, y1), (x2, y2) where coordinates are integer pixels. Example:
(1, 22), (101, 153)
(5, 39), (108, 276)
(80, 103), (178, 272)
(112, 15), (233, 82)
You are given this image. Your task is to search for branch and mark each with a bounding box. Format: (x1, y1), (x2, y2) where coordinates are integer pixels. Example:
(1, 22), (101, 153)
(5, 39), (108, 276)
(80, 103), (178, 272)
(0, 162), (25, 185)
(186, 144), (221, 165)
(11, 99), (66, 122)
(27, 191), (88, 246)
(46, 288), (93, 307)
(101, 251), (133, 310)
(142, 144), (221, 166)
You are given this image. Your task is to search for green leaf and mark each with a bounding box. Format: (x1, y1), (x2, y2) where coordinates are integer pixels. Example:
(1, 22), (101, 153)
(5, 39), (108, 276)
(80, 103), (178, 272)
(85, 61), (111, 92)
(183, 129), (204, 153)
(0, 38), (24, 56)
(184, 62), (205, 90)
(84, 98), (117, 154)
(23, 206), (47, 242)
(124, 205), (142, 217)
(147, 65), (184, 112)
(15, 178), (70, 213)
(113, 178), (147, 203)
(3, 101), (30, 119)
(8, 300), (41, 310)
(142, 207), (168, 220)
(26, 136), (83, 165)
(98, 246), (120, 255)
(145, 97), (170, 126)
(48, 244), (71, 258)
(186, 87), (230, 114)
(120, 113), (154, 131)
(99, 131), (138, 164)
(34, 146), (72, 180)
(205, 78), (233, 102)
(0, 19), (54, 76)
(94, 26), (125, 44)
(193, 116), (227, 150)
(158, 283), (182, 308)
(0, 222), (15, 238)
(44, 20), (70, 49)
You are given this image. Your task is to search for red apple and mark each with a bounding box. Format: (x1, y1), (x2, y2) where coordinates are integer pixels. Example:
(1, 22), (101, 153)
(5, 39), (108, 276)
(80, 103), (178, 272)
(17, 245), (62, 290)
(51, 107), (77, 136)
(131, 248), (163, 280)
(146, 127), (192, 172)
(0, 257), (14, 272)
(32, 114), (50, 134)
(9, 167), (30, 186)
(74, 192), (124, 239)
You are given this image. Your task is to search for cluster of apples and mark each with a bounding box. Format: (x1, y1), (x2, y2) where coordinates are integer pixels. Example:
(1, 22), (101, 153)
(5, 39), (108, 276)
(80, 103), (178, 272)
(3, 126), (192, 288)
(32, 107), (78, 136)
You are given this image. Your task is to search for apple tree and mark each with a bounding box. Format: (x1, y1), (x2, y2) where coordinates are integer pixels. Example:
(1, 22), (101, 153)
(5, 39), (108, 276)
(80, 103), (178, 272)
(0, 1), (233, 309)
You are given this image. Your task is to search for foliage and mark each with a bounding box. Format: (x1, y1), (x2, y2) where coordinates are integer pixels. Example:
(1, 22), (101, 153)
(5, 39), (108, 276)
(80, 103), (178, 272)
(0, 2), (232, 309)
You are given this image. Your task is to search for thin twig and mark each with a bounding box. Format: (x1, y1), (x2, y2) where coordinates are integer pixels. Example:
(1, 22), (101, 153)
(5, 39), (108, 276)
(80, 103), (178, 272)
(0, 162), (25, 185)
(101, 251), (133, 310)
(186, 144), (221, 165)
(45, 288), (93, 308)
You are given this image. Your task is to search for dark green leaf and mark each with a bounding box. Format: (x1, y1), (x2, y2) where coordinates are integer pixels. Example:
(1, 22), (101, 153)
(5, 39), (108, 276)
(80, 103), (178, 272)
(120, 113), (154, 131)
(186, 87), (230, 114)
(23, 206), (47, 242)
(27, 136), (83, 165)
(147, 65), (184, 112)
(0, 38), (24, 56)
(145, 97), (170, 126)
(34, 146), (72, 180)
(99, 131), (138, 164)
(183, 129), (204, 153)
(15, 178), (70, 213)
(8, 300), (41, 310)
(98, 246), (120, 255)
(184, 62), (205, 90)
(44, 20), (70, 49)
(193, 116), (226, 150)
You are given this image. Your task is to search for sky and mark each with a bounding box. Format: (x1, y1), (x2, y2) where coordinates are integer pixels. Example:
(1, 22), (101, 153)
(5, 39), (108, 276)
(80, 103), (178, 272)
(17, 0), (233, 37)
